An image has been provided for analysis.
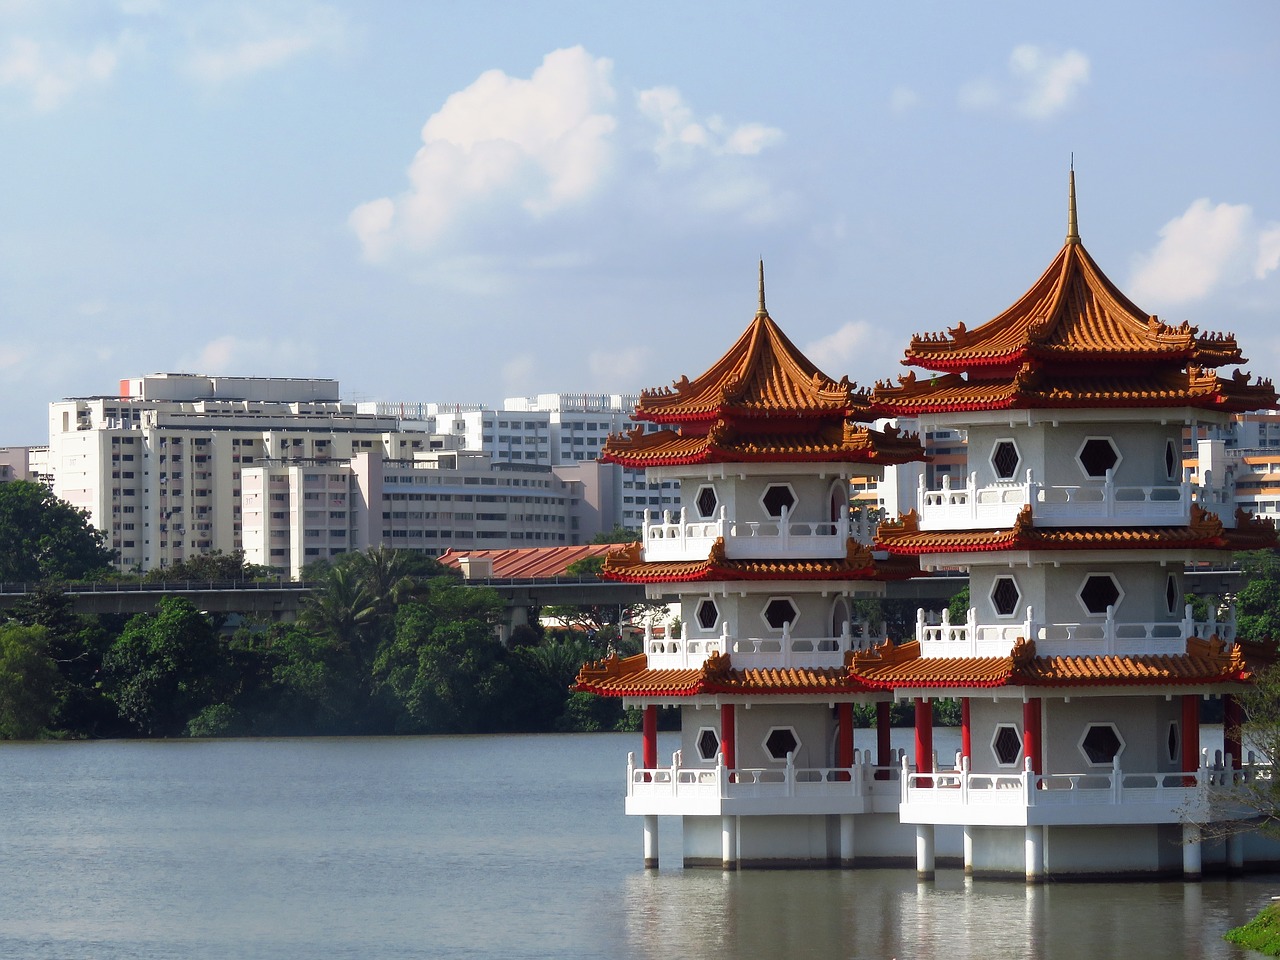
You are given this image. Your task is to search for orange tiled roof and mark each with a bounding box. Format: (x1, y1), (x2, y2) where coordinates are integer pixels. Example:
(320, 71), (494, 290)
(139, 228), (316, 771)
(600, 538), (920, 583)
(573, 651), (875, 697)
(899, 237), (1243, 374)
(600, 420), (924, 468)
(847, 637), (1263, 690)
(872, 364), (1276, 415)
(438, 543), (634, 579)
(872, 505), (1262, 555)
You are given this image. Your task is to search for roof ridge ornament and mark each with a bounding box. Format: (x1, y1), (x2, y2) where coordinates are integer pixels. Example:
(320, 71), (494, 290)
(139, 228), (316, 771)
(756, 259), (768, 318)
(1066, 162), (1080, 245)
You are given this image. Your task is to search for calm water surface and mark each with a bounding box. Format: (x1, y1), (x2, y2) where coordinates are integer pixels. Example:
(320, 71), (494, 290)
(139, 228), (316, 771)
(0, 732), (1272, 959)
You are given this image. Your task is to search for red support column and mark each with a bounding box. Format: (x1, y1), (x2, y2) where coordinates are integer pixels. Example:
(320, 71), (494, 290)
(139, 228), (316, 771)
(914, 697), (933, 787)
(837, 703), (854, 781)
(960, 697), (972, 765)
(1224, 694), (1244, 770)
(642, 705), (658, 771)
(876, 700), (892, 781)
(1022, 698), (1042, 775)
(1182, 694), (1201, 786)
(720, 703), (736, 772)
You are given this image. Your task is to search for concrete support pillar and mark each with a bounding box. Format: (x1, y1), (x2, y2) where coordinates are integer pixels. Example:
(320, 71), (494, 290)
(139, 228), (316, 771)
(720, 702), (736, 774)
(1025, 826), (1044, 884)
(840, 814), (856, 868)
(1182, 695), (1201, 786)
(1227, 831), (1245, 873)
(721, 815), (737, 871)
(914, 698), (933, 787)
(1182, 823), (1202, 881)
(916, 824), (935, 881)
(642, 815), (659, 870)
(876, 700), (892, 780)
(963, 825), (974, 875)
(960, 697), (972, 766)
(642, 705), (658, 771)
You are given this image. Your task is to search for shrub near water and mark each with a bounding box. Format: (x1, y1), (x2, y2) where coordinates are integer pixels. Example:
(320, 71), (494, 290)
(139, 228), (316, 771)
(1225, 903), (1280, 956)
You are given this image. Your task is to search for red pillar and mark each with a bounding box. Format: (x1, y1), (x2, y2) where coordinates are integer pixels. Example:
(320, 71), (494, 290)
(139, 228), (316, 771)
(1022, 698), (1042, 775)
(642, 705), (658, 770)
(960, 697), (972, 766)
(1224, 694), (1244, 770)
(914, 697), (933, 786)
(876, 700), (892, 780)
(837, 703), (854, 781)
(720, 703), (736, 772)
(1182, 694), (1201, 786)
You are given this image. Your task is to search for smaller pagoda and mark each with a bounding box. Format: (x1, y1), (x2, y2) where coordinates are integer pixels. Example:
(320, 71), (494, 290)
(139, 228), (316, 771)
(576, 266), (925, 869)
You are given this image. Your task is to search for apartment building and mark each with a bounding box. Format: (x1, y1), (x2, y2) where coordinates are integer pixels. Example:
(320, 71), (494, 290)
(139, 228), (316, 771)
(44, 375), (435, 572)
(240, 450), (576, 578)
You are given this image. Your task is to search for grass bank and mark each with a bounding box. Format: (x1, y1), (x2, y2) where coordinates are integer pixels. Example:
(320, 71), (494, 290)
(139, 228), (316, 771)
(1226, 902), (1280, 956)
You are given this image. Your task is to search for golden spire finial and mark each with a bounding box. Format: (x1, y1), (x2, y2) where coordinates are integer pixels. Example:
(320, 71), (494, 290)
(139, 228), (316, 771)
(756, 259), (768, 318)
(1066, 159), (1080, 245)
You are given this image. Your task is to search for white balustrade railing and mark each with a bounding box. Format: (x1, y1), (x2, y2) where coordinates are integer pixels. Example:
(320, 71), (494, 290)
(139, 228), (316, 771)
(642, 505), (851, 561)
(915, 469), (1230, 531)
(626, 748), (902, 805)
(916, 602), (1236, 659)
(646, 620), (885, 670)
(901, 755), (1228, 821)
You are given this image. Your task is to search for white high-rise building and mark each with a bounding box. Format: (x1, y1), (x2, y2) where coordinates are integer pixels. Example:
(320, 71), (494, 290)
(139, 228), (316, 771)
(45, 375), (436, 572)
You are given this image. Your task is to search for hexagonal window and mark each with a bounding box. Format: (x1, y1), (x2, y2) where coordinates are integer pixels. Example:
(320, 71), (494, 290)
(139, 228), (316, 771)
(1079, 723), (1125, 766)
(991, 576), (1021, 617)
(1165, 440), (1178, 481)
(762, 597), (799, 631)
(991, 440), (1020, 480)
(1077, 437), (1120, 478)
(696, 598), (720, 631)
(1079, 574), (1122, 615)
(1165, 575), (1179, 615)
(1166, 721), (1179, 764)
(695, 485), (718, 519)
(764, 726), (800, 761)
(761, 483), (797, 518)
(697, 727), (721, 762)
(992, 724), (1022, 766)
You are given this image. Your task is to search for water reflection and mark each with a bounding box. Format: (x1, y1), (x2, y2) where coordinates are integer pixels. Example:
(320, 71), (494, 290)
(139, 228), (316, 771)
(622, 865), (1274, 959)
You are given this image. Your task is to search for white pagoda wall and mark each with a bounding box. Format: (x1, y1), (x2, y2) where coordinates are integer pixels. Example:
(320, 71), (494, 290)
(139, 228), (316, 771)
(676, 475), (848, 526)
(1040, 696), (1183, 774)
(967, 564), (1184, 630)
(678, 593), (853, 647)
(966, 421), (1183, 487)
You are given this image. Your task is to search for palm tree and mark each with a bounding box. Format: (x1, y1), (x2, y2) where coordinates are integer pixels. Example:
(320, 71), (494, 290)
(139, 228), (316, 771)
(298, 565), (377, 654)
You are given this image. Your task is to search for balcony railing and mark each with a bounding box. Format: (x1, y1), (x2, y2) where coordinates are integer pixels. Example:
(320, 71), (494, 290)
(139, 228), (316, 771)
(899, 754), (1263, 827)
(642, 506), (856, 561)
(916, 470), (1236, 531)
(645, 619), (885, 670)
(625, 748), (903, 817)
(916, 603), (1235, 659)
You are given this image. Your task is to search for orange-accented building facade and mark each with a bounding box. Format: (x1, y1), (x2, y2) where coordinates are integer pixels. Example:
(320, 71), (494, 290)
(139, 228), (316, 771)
(861, 172), (1278, 880)
(577, 176), (1279, 880)
(576, 269), (926, 868)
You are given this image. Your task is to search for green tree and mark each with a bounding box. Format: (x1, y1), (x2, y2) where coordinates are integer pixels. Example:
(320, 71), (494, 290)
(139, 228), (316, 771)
(1235, 551), (1280, 643)
(590, 525), (640, 544)
(0, 623), (59, 739)
(102, 596), (223, 736)
(142, 549), (275, 583)
(0, 481), (114, 582)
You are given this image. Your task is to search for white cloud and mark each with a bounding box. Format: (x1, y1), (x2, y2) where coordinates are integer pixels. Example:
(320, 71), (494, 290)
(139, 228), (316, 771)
(501, 355), (538, 397)
(352, 46), (618, 261)
(888, 86), (921, 114)
(959, 45), (1089, 120)
(181, 4), (348, 84)
(1129, 198), (1280, 306)
(637, 86), (782, 166)
(0, 34), (126, 111)
(804, 321), (877, 373)
(181, 335), (318, 375)
(588, 346), (652, 385)
(352, 47), (789, 268)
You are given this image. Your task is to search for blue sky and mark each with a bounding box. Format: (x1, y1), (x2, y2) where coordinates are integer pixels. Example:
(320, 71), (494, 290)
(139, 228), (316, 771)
(1, 1), (1278, 440)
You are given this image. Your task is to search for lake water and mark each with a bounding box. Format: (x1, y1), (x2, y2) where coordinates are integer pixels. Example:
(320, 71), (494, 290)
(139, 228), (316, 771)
(0, 732), (1273, 959)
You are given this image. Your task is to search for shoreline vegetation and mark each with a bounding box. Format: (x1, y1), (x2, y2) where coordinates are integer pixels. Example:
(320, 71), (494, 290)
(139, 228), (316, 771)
(1226, 902), (1280, 955)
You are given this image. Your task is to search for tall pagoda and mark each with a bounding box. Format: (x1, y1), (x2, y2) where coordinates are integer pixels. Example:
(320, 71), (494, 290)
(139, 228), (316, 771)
(575, 267), (925, 868)
(862, 171), (1279, 880)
